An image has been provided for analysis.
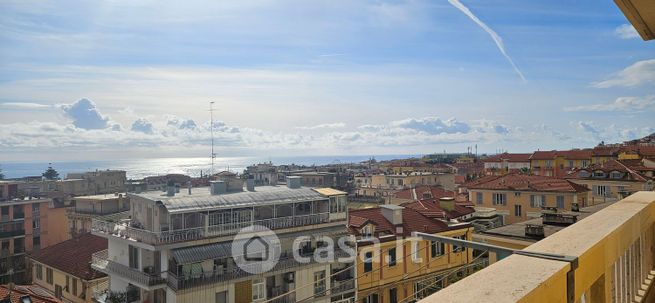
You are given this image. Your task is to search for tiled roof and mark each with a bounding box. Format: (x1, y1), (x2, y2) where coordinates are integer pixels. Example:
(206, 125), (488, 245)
(529, 151), (558, 160)
(530, 150), (592, 160)
(564, 160), (651, 182)
(484, 153), (532, 163)
(30, 233), (107, 281)
(402, 199), (475, 220)
(348, 206), (467, 238)
(0, 285), (63, 303)
(465, 173), (589, 193)
(393, 186), (454, 200)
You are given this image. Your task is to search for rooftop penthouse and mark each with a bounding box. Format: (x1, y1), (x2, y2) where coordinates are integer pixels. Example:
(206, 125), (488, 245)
(91, 177), (347, 247)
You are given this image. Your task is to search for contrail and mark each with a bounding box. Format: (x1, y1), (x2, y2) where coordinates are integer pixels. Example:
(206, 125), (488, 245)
(447, 0), (526, 82)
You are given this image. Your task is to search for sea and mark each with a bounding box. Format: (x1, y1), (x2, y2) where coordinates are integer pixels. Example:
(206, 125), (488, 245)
(0, 154), (417, 180)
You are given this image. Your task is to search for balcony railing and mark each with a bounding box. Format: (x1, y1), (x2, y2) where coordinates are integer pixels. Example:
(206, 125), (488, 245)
(92, 212), (331, 245)
(331, 278), (355, 295)
(0, 221), (25, 238)
(91, 250), (166, 288)
(419, 191), (655, 303)
(66, 207), (130, 217)
(167, 249), (351, 291)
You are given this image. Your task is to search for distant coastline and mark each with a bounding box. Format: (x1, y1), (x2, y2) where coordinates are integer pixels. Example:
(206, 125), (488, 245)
(0, 154), (419, 180)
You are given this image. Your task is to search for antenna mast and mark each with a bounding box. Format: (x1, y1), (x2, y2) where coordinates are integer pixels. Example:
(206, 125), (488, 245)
(210, 101), (216, 176)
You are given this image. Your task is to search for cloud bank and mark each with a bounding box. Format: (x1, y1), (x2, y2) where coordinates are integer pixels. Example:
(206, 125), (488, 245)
(593, 59), (655, 88)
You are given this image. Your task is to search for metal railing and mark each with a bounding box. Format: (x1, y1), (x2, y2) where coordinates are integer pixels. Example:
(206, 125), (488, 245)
(331, 278), (355, 295)
(91, 250), (166, 287)
(92, 213), (331, 245)
(0, 221), (24, 238)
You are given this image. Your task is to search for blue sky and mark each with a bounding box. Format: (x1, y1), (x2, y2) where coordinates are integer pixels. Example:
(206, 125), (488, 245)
(0, 0), (654, 162)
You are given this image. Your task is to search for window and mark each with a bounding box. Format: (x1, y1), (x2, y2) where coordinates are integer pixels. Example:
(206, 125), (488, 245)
(556, 196), (565, 209)
(514, 204), (522, 217)
(33, 218), (40, 229)
(46, 268), (53, 284)
(582, 160), (589, 167)
(568, 160), (574, 168)
(530, 195), (545, 208)
(361, 225), (373, 238)
(430, 241), (444, 258)
(452, 235), (465, 253)
(72, 278), (77, 296)
(32, 203), (40, 214)
(397, 179), (403, 186)
(389, 288), (398, 303)
(514, 192), (521, 197)
(388, 248), (397, 267)
(475, 192), (482, 205)
(364, 252), (373, 273)
(545, 160), (553, 168)
(36, 263), (43, 280)
(330, 197), (338, 213)
(33, 236), (41, 251)
(610, 171), (623, 179)
(252, 278), (266, 301)
(128, 245), (139, 270)
(411, 241), (420, 263)
(492, 193), (507, 205)
(578, 171), (590, 178)
(594, 185), (608, 197)
(363, 294), (379, 303)
(313, 270), (326, 295)
(66, 275), (70, 293)
(593, 171), (606, 178)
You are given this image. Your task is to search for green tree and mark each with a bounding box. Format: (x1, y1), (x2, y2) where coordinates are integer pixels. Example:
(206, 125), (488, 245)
(42, 164), (59, 180)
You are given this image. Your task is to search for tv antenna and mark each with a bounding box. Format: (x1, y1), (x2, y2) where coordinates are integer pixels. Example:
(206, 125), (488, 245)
(210, 101), (216, 176)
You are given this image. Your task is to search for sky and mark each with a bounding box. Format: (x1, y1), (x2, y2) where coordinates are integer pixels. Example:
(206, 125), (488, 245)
(0, 0), (654, 162)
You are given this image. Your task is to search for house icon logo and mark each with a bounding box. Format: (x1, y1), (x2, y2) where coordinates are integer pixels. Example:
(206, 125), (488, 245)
(232, 225), (280, 274)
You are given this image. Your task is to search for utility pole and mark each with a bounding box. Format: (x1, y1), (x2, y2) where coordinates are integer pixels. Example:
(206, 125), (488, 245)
(210, 101), (216, 176)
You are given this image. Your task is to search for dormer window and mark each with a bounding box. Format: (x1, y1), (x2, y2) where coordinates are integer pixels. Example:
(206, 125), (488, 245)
(610, 171), (623, 179)
(361, 225), (374, 238)
(422, 192), (432, 199)
(593, 171), (606, 178)
(578, 171), (590, 178)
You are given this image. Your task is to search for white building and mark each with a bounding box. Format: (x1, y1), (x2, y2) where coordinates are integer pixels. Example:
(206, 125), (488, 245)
(91, 177), (354, 303)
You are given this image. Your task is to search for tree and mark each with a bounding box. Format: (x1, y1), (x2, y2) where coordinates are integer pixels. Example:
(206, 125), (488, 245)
(0, 166), (4, 180)
(42, 164), (59, 180)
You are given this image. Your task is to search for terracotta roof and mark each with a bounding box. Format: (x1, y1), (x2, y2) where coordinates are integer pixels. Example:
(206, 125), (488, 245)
(30, 233), (107, 281)
(529, 150), (592, 160)
(393, 186), (454, 200)
(484, 153), (532, 163)
(348, 206), (468, 238)
(592, 146), (620, 157)
(564, 160), (651, 182)
(0, 285), (63, 303)
(620, 145), (655, 157)
(466, 173), (589, 193)
(402, 199), (475, 220)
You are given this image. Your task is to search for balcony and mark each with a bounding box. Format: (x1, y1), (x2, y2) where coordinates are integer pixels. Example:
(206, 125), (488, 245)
(0, 221), (24, 238)
(419, 191), (655, 303)
(92, 212), (331, 245)
(91, 249), (166, 290)
(66, 206), (130, 218)
(167, 249), (351, 291)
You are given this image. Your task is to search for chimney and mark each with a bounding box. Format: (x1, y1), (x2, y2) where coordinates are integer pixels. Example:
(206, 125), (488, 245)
(246, 178), (255, 191)
(440, 197), (455, 211)
(381, 204), (404, 225)
(210, 180), (226, 195)
(166, 180), (175, 197)
(286, 176), (302, 189)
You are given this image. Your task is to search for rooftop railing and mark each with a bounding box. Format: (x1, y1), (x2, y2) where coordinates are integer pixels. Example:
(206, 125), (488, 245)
(92, 212), (331, 245)
(91, 249), (166, 288)
(419, 191), (655, 303)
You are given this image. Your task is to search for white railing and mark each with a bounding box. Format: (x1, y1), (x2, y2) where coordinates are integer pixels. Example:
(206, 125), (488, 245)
(91, 249), (166, 287)
(92, 213), (331, 245)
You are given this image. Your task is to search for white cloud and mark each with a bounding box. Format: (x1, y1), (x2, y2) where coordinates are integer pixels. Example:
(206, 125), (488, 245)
(166, 115), (197, 130)
(60, 98), (110, 129)
(296, 122), (346, 130)
(593, 59), (655, 88)
(564, 95), (655, 112)
(447, 0), (525, 82)
(131, 118), (154, 134)
(390, 117), (471, 134)
(577, 121), (600, 138)
(0, 102), (52, 109)
(614, 24), (640, 39)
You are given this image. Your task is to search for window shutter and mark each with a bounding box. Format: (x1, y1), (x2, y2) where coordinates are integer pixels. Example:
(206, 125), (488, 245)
(592, 185), (598, 195)
(492, 194), (497, 204)
(542, 195), (546, 207)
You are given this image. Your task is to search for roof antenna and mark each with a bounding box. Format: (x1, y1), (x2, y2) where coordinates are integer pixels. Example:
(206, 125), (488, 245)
(210, 101), (216, 177)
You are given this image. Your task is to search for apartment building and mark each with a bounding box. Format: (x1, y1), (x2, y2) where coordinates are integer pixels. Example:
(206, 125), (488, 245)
(482, 153), (531, 176)
(349, 201), (476, 303)
(529, 149), (592, 177)
(0, 198), (69, 284)
(66, 170), (127, 195)
(466, 174), (589, 225)
(67, 193), (130, 237)
(564, 159), (655, 204)
(245, 163), (278, 186)
(91, 176), (354, 303)
(355, 173), (456, 199)
(291, 171), (336, 188)
(30, 233), (108, 303)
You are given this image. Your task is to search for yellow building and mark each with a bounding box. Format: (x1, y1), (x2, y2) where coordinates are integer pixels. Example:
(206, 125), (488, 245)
(30, 233), (109, 303)
(349, 203), (476, 302)
(67, 193), (129, 237)
(529, 150), (592, 178)
(356, 172), (456, 200)
(466, 174), (589, 225)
